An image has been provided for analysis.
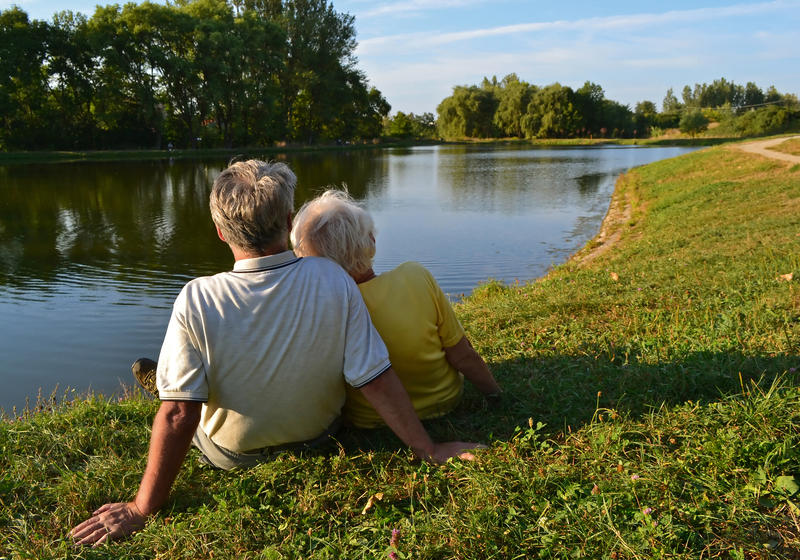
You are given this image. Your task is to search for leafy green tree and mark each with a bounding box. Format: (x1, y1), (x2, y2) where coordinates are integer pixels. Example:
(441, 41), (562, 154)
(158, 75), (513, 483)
(436, 85), (498, 139)
(662, 88), (681, 113)
(765, 85), (782, 104)
(85, 3), (167, 147)
(633, 100), (657, 136)
(493, 74), (535, 137)
(696, 77), (743, 109)
(679, 108), (709, 137)
(742, 82), (765, 108)
(0, 8), (50, 149)
(383, 111), (435, 139)
(46, 11), (99, 148)
(574, 81), (603, 136)
(522, 83), (580, 138)
(599, 99), (634, 137)
(384, 111), (415, 138)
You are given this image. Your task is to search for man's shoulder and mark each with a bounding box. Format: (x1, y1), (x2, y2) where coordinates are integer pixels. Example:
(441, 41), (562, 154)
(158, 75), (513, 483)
(181, 270), (234, 292)
(296, 256), (352, 280)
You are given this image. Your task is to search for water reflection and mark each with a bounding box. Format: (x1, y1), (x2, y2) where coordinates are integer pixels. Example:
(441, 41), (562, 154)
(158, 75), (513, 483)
(0, 145), (696, 411)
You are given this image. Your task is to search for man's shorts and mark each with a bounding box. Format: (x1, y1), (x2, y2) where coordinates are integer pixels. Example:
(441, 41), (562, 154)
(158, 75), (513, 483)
(191, 418), (341, 470)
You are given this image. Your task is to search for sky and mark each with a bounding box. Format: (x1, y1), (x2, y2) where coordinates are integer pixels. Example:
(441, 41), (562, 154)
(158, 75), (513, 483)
(5, 0), (800, 115)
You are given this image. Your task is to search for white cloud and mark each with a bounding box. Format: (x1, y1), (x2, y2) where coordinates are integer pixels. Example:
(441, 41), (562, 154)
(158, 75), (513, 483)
(360, 0), (489, 18)
(358, 1), (797, 55)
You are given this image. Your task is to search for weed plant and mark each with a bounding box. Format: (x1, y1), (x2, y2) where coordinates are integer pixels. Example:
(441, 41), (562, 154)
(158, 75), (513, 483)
(2, 144), (799, 558)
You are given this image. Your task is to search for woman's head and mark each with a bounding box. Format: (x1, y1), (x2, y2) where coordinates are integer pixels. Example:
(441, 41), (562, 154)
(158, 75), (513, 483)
(290, 189), (376, 277)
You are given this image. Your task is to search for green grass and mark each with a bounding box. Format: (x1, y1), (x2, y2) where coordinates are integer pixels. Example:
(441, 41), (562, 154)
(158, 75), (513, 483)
(2, 144), (800, 558)
(769, 138), (800, 157)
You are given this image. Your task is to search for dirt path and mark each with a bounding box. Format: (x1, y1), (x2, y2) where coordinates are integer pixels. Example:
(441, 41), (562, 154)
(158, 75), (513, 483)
(735, 135), (800, 164)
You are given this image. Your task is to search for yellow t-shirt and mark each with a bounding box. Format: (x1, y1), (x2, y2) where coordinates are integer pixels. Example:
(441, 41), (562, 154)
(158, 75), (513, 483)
(345, 262), (465, 428)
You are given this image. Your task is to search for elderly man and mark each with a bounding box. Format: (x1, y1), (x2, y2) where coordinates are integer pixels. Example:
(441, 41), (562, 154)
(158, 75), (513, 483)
(70, 160), (479, 547)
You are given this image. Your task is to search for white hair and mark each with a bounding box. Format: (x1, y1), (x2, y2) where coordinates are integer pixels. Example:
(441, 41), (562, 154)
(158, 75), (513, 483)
(290, 189), (376, 276)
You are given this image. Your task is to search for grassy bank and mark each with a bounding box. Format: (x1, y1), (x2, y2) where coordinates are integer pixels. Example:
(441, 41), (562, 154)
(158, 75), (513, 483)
(2, 144), (800, 558)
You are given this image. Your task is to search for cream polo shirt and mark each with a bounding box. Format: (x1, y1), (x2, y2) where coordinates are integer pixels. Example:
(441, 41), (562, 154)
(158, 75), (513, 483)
(156, 251), (391, 452)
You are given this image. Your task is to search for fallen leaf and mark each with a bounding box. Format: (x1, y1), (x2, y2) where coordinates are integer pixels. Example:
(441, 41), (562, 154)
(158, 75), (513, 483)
(361, 492), (384, 515)
(610, 272), (619, 281)
(778, 273), (794, 282)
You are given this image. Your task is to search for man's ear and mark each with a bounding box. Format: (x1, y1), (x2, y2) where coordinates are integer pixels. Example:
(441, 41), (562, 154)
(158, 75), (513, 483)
(215, 225), (226, 242)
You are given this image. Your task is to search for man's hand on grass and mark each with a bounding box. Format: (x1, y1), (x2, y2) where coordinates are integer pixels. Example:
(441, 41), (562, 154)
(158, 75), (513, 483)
(70, 501), (147, 547)
(429, 441), (487, 463)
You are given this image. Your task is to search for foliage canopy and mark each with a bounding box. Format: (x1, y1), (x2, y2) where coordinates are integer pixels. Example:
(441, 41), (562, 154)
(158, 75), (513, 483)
(0, 0), (390, 150)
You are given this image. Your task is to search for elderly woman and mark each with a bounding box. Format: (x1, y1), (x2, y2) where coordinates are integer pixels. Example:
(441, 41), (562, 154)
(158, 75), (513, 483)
(291, 190), (501, 428)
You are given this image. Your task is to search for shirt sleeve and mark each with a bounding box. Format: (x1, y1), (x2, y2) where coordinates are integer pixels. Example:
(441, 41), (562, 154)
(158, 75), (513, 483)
(423, 265), (465, 348)
(156, 286), (209, 402)
(341, 276), (392, 388)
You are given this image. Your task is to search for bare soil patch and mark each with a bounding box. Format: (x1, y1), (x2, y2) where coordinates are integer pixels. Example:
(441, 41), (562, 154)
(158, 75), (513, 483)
(734, 135), (800, 164)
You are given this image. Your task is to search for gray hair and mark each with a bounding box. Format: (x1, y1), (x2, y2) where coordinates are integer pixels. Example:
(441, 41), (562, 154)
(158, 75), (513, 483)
(209, 160), (296, 253)
(290, 189), (375, 276)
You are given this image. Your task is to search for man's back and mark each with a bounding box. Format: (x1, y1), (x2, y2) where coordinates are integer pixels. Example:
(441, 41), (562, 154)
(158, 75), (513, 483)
(156, 251), (390, 452)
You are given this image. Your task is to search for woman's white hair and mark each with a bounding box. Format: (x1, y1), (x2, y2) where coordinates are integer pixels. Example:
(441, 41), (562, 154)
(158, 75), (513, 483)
(290, 189), (376, 276)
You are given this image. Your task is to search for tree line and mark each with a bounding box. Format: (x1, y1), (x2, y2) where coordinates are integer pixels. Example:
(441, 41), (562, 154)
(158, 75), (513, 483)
(434, 74), (799, 140)
(0, 0), (390, 151)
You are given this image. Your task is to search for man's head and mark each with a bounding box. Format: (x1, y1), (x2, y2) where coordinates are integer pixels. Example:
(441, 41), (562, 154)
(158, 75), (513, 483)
(210, 160), (296, 254)
(290, 189), (375, 277)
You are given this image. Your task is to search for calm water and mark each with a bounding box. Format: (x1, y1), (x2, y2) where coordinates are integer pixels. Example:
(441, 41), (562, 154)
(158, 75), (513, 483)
(0, 144), (696, 411)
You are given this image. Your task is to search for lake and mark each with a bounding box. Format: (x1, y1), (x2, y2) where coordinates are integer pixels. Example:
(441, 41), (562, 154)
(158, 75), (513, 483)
(0, 144), (696, 412)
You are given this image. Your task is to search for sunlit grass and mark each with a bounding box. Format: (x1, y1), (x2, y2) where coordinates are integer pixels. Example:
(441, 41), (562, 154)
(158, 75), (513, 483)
(768, 137), (800, 156)
(2, 144), (800, 558)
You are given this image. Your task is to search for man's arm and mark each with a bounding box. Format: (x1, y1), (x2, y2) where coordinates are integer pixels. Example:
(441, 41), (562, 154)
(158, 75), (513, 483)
(444, 336), (501, 397)
(70, 400), (201, 547)
(358, 367), (482, 463)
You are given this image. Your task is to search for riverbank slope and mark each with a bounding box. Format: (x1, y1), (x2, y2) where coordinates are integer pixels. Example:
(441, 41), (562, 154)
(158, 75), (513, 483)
(2, 142), (800, 558)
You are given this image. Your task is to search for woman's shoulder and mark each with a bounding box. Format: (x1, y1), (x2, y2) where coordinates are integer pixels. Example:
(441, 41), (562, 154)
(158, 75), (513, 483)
(393, 261), (431, 276)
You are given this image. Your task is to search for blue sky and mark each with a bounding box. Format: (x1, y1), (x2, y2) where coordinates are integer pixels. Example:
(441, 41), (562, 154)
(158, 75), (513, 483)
(6, 0), (800, 115)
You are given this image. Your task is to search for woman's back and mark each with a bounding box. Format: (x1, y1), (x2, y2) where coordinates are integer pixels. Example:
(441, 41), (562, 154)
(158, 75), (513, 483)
(344, 262), (465, 428)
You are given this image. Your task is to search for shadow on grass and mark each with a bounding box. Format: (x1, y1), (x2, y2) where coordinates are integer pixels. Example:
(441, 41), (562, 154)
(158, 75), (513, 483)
(334, 349), (800, 452)
(140, 349), (799, 519)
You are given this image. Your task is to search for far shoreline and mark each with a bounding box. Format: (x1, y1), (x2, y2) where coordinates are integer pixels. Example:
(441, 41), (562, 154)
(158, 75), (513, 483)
(0, 136), (737, 165)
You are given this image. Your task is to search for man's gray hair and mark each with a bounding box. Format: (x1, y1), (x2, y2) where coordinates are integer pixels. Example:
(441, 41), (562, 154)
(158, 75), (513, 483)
(210, 160), (296, 253)
(290, 189), (375, 276)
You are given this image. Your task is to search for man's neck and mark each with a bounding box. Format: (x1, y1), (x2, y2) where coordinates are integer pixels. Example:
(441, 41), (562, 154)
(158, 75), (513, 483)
(230, 241), (289, 262)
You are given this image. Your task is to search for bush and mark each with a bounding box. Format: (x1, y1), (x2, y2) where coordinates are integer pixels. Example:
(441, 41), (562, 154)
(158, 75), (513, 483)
(679, 109), (709, 137)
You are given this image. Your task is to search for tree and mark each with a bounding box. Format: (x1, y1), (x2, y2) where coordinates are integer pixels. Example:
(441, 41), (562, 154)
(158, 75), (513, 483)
(679, 109), (709, 137)
(742, 82), (764, 109)
(0, 8), (51, 149)
(662, 88), (681, 113)
(493, 74), (535, 138)
(384, 111), (415, 138)
(522, 83), (580, 139)
(633, 100), (656, 136)
(574, 81), (604, 136)
(437, 85), (498, 139)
